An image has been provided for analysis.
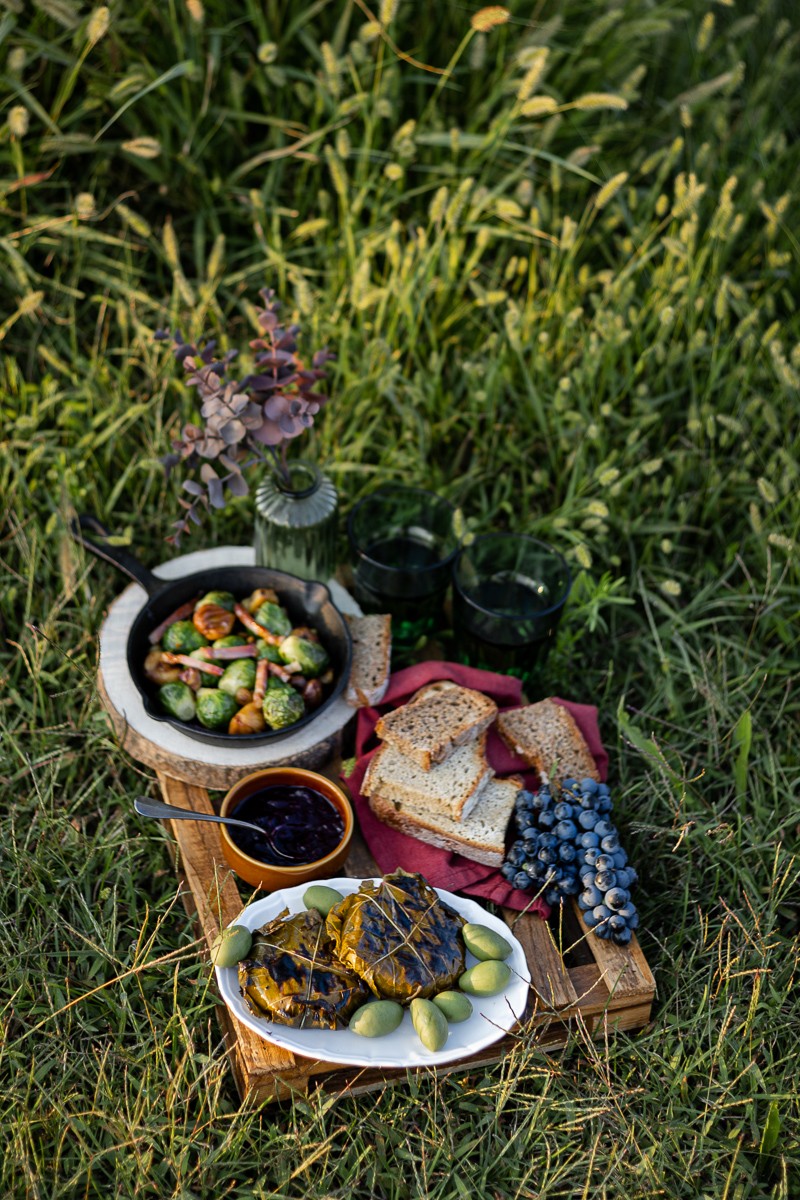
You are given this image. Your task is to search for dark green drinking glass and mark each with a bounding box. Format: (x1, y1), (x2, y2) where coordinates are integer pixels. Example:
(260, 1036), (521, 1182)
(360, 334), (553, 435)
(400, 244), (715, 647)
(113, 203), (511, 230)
(452, 533), (572, 692)
(347, 486), (460, 650)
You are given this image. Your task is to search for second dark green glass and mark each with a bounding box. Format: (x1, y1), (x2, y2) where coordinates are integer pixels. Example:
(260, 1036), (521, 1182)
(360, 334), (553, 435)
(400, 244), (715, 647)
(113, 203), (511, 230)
(347, 486), (460, 649)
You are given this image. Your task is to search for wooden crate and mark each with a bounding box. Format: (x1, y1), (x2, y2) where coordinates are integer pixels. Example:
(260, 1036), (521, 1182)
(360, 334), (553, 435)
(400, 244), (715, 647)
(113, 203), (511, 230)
(157, 771), (656, 1105)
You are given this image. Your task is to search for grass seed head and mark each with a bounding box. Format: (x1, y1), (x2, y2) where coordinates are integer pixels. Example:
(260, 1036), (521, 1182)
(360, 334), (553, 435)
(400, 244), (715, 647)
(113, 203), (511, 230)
(470, 6), (511, 33)
(517, 48), (549, 100)
(121, 137), (161, 158)
(521, 96), (558, 118)
(8, 105), (29, 137)
(595, 172), (629, 210)
(87, 6), (110, 45)
(572, 92), (629, 111)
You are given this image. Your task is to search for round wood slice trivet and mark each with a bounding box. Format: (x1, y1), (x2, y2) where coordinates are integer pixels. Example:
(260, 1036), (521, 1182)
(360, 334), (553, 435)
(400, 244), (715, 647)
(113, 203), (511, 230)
(97, 545), (362, 790)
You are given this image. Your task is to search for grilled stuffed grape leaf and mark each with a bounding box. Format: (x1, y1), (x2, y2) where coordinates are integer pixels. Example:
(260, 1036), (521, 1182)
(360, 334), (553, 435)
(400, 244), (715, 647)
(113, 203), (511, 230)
(325, 870), (466, 1002)
(238, 907), (369, 1029)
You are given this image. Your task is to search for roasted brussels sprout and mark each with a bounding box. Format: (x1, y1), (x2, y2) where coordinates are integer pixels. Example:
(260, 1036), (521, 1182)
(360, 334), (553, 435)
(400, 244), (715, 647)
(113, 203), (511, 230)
(195, 687), (239, 729)
(253, 601), (292, 637)
(162, 620), (209, 655)
(147, 585), (333, 736)
(195, 590), (235, 611)
(278, 634), (330, 678)
(262, 678), (306, 729)
(158, 681), (197, 722)
(218, 658), (257, 698)
(255, 639), (283, 663)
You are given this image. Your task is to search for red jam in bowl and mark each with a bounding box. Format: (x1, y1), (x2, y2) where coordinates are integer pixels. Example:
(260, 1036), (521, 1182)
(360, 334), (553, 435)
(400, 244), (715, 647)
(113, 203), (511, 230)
(228, 784), (345, 867)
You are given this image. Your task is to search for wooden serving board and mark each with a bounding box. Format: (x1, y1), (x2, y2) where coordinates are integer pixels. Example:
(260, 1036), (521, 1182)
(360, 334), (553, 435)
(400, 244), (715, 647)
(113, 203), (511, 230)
(156, 771), (656, 1105)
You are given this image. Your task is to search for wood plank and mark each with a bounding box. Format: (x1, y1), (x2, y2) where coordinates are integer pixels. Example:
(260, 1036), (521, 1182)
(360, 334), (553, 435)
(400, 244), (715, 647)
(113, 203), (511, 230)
(572, 902), (655, 1000)
(156, 772), (303, 1083)
(503, 908), (578, 1011)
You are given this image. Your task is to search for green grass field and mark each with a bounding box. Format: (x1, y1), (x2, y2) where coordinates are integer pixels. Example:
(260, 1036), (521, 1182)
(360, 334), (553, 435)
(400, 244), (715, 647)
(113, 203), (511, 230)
(1, 1), (798, 1196)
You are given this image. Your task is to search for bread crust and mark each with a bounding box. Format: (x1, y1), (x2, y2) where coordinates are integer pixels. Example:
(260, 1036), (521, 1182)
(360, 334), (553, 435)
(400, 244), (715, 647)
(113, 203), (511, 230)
(368, 776), (522, 868)
(496, 699), (599, 790)
(344, 613), (392, 706)
(362, 734), (494, 821)
(375, 684), (498, 770)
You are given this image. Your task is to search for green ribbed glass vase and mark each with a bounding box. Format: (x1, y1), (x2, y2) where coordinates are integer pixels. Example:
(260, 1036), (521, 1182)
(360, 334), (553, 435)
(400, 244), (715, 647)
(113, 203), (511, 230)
(253, 459), (338, 581)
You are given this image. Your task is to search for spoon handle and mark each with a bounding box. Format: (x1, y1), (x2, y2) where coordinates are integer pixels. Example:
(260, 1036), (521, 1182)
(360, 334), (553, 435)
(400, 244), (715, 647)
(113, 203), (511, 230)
(133, 795), (263, 837)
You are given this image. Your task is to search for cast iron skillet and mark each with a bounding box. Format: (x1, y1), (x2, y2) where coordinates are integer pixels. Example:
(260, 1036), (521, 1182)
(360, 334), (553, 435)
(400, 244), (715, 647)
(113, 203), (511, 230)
(72, 515), (353, 747)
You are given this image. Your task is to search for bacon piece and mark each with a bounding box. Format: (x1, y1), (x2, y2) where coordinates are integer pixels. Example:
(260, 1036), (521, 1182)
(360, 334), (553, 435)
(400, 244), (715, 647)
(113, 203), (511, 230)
(234, 602), (282, 643)
(148, 599), (198, 644)
(253, 658), (269, 705)
(267, 661), (293, 684)
(205, 644), (258, 661)
(179, 667), (201, 691)
(162, 652), (224, 676)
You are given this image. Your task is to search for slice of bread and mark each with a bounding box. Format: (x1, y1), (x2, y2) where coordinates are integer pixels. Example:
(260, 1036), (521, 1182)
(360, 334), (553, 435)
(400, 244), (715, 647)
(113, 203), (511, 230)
(368, 776), (523, 867)
(362, 734), (494, 822)
(496, 699), (599, 790)
(375, 684), (498, 770)
(344, 613), (392, 706)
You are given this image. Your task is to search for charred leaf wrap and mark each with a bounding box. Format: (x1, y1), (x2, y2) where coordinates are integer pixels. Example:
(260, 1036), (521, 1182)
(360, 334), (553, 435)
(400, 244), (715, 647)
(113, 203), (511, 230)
(238, 908), (369, 1029)
(325, 871), (467, 1002)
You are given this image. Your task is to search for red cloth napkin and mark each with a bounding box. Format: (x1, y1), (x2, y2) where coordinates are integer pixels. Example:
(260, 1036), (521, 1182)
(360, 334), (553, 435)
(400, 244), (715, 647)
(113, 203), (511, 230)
(341, 661), (608, 918)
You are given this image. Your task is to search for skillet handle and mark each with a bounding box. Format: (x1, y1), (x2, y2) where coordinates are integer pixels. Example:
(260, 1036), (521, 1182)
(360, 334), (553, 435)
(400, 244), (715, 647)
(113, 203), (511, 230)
(70, 514), (164, 595)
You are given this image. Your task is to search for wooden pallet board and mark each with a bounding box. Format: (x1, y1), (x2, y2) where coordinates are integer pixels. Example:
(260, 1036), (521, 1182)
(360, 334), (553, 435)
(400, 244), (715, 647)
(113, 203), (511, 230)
(156, 770), (656, 1105)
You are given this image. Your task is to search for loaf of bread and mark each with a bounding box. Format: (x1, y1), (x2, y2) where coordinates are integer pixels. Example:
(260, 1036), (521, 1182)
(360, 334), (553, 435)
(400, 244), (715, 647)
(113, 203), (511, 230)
(368, 776), (523, 867)
(375, 683), (498, 770)
(362, 734), (494, 822)
(495, 699), (599, 790)
(344, 613), (392, 706)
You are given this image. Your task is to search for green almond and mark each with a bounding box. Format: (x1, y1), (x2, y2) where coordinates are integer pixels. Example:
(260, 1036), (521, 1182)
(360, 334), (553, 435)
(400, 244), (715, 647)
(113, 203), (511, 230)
(211, 924), (252, 969)
(410, 997), (449, 1052)
(462, 922), (513, 962)
(350, 1000), (404, 1038)
(303, 885), (345, 917)
(432, 990), (473, 1023)
(459, 959), (512, 997)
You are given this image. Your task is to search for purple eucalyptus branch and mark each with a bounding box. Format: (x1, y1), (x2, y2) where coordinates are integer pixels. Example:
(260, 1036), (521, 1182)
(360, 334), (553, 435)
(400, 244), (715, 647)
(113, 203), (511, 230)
(157, 288), (335, 546)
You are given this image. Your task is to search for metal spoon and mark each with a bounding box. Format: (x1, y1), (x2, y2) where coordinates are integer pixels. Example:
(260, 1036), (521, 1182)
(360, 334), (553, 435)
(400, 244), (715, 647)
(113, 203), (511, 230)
(133, 796), (295, 859)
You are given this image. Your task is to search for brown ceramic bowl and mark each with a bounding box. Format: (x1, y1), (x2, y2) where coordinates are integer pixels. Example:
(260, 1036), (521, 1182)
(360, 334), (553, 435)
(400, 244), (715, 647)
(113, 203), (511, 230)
(219, 767), (354, 891)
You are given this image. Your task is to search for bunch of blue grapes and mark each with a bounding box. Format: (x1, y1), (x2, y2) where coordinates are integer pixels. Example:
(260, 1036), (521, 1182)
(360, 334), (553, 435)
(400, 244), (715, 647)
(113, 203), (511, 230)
(501, 776), (639, 945)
